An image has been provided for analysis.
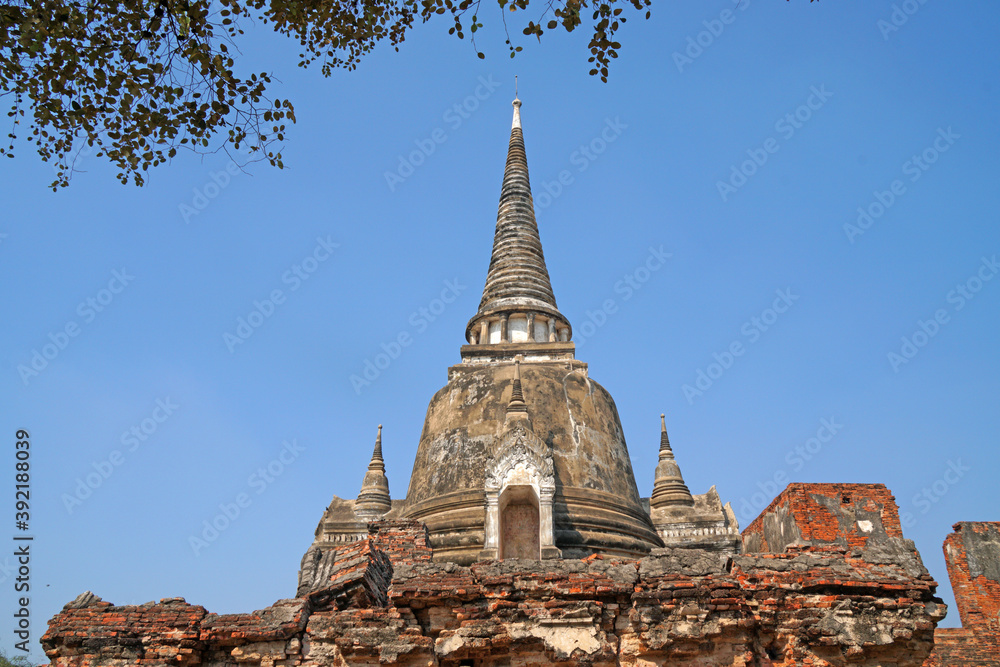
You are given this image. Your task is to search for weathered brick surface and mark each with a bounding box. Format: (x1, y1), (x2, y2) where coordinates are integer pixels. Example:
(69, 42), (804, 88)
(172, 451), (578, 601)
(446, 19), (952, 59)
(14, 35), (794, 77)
(369, 519), (434, 564)
(41, 594), (206, 667)
(42, 548), (945, 666)
(41, 503), (1000, 667)
(943, 522), (1000, 631)
(924, 627), (997, 666)
(200, 598), (309, 644)
(924, 522), (1000, 666)
(304, 536), (393, 610)
(742, 483), (904, 553)
(297, 520), (428, 601)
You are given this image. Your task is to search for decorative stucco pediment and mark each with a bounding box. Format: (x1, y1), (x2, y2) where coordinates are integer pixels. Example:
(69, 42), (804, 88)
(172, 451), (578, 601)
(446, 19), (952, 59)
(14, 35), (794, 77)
(485, 421), (554, 492)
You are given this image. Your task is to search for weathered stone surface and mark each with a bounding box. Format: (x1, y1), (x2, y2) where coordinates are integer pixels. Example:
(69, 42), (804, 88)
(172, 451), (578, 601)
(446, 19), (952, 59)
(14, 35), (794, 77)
(402, 360), (661, 564)
(650, 485), (742, 554)
(62, 590), (102, 610)
(640, 547), (729, 577)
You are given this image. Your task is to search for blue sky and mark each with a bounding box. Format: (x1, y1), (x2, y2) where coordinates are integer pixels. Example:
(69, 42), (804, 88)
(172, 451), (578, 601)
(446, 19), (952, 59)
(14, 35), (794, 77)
(1, 0), (998, 657)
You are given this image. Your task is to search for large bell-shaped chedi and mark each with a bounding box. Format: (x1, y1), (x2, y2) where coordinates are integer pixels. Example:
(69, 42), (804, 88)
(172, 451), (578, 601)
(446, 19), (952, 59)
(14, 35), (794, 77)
(399, 97), (661, 563)
(298, 98), (741, 589)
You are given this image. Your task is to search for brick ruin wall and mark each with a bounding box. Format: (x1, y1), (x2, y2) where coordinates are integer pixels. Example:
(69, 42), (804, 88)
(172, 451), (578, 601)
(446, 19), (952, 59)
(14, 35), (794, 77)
(39, 491), (1000, 666)
(924, 521), (1000, 666)
(741, 483), (905, 553)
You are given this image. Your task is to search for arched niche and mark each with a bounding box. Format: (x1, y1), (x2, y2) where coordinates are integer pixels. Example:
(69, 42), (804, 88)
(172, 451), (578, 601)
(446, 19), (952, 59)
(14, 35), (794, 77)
(500, 485), (540, 559)
(480, 423), (561, 560)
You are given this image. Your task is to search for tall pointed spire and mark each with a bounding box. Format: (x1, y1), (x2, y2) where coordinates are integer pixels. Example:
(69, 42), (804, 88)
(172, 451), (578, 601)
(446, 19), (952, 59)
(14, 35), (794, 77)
(465, 95), (571, 346)
(651, 414), (694, 508)
(355, 424), (392, 517)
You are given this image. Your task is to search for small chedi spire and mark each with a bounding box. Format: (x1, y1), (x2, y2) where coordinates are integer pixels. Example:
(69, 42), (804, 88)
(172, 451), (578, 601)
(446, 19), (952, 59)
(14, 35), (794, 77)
(506, 357), (529, 418)
(465, 95), (572, 347)
(355, 424), (392, 517)
(651, 413), (694, 508)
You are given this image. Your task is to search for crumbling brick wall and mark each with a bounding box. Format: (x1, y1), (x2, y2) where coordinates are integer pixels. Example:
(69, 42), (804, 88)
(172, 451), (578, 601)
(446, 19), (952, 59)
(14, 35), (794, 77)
(924, 522), (1000, 666)
(742, 483), (905, 553)
(943, 522), (1000, 631)
(43, 515), (949, 667)
(43, 502), (1000, 667)
(41, 593), (207, 666)
(369, 519), (434, 564)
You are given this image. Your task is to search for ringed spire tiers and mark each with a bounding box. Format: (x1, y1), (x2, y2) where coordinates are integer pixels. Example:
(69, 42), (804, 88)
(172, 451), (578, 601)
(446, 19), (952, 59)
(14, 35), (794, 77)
(465, 97), (572, 348)
(650, 414), (694, 508)
(355, 424), (392, 518)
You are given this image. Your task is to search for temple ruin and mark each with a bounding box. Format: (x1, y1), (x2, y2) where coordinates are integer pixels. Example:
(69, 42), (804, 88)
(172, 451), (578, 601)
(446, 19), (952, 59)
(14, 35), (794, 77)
(41, 98), (1000, 667)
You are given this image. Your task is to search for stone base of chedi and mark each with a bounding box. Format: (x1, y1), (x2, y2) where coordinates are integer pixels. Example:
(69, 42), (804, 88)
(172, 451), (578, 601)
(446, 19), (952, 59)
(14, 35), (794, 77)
(41, 485), (1000, 667)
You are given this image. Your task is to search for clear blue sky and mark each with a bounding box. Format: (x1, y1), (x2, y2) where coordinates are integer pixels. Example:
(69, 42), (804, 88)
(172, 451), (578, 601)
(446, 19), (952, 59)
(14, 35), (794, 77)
(2, 1), (998, 657)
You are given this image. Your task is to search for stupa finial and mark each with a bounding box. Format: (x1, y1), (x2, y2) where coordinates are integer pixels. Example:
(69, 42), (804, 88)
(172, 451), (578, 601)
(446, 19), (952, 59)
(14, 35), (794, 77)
(512, 81), (522, 129)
